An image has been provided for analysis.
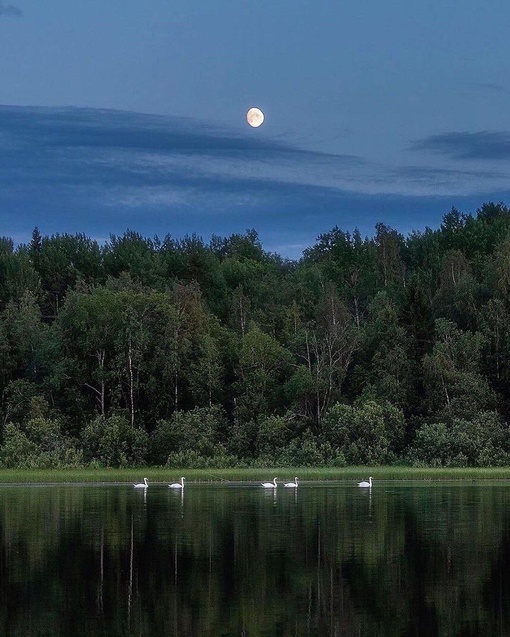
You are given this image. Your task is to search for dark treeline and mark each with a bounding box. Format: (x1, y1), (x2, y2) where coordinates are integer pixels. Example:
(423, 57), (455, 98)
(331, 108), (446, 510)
(4, 202), (510, 468)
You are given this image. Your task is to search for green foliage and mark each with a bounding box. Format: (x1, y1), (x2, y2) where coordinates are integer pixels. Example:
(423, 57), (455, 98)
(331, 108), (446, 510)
(408, 412), (510, 467)
(0, 418), (83, 469)
(164, 448), (238, 468)
(149, 406), (227, 465)
(226, 419), (258, 460)
(234, 324), (292, 420)
(31, 232), (102, 317)
(81, 415), (148, 467)
(278, 429), (334, 467)
(3, 380), (39, 424)
(1, 423), (38, 468)
(102, 230), (161, 286)
(321, 400), (405, 464)
(423, 318), (493, 420)
(255, 414), (299, 463)
(352, 291), (413, 407)
(3, 209), (510, 467)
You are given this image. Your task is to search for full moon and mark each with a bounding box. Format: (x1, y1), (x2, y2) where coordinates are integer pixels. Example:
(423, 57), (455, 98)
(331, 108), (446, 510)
(246, 107), (264, 128)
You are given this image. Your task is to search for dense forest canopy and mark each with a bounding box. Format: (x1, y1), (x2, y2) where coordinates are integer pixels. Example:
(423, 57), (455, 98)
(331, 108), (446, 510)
(3, 202), (510, 468)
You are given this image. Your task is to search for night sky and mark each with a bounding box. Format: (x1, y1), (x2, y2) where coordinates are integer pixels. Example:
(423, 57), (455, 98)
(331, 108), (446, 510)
(1, 1), (510, 257)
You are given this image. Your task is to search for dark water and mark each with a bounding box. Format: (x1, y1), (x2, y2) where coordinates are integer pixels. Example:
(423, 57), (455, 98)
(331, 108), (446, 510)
(1, 481), (510, 636)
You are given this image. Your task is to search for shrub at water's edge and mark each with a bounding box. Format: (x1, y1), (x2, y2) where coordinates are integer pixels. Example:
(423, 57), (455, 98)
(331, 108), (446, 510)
(1, 405), (510, 470)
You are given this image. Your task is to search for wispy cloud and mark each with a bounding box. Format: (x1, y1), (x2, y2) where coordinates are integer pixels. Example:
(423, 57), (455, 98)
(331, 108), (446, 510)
(1, 106), (510, 257)
(0, 2), (22, 17)
(474, 82), (510, 95)
(410, 131), (510, 161)
(2, 106), (510, 200)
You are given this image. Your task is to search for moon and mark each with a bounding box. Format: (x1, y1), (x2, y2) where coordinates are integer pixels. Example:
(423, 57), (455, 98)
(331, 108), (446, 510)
(246, 107), (264, 128)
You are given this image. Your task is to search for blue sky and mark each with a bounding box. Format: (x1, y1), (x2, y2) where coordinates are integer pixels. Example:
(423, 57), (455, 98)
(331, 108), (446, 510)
(1, 1), (510, 258)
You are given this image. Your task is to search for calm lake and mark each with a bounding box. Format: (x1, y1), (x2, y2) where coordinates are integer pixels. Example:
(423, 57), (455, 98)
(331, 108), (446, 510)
(0, 480), (509, 636)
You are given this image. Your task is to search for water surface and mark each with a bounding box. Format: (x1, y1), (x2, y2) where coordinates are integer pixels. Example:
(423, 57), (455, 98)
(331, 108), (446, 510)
(0, 480), (509, 636)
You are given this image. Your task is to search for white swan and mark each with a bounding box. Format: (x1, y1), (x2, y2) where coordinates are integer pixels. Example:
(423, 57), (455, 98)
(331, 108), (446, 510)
(284, 477), (298, 488)
(261, 477), (278, 488)
(169, 477), (185, 489)
(134, 478), (148, 488)
(358, 476), (373, 488)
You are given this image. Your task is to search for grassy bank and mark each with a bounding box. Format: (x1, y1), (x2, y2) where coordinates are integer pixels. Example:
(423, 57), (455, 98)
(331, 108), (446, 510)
(1, 466), (510, 483)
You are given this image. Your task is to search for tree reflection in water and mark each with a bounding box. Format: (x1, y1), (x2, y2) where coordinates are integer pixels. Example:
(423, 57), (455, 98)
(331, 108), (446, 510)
(0, 483), (508, 635)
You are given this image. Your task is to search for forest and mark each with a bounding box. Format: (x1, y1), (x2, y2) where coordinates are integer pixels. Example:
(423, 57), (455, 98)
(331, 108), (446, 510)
(3, 201), (510, 469)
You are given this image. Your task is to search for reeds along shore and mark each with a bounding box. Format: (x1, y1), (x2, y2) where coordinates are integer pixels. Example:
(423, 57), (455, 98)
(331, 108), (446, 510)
(2, 467), (510, 484)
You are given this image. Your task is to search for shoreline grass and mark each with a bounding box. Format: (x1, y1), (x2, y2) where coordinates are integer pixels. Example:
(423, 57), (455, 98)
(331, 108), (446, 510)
(1, 466), (510, 483)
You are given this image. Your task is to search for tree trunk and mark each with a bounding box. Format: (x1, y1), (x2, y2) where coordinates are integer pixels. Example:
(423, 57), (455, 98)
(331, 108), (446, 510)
(127, 337), (135, 427)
